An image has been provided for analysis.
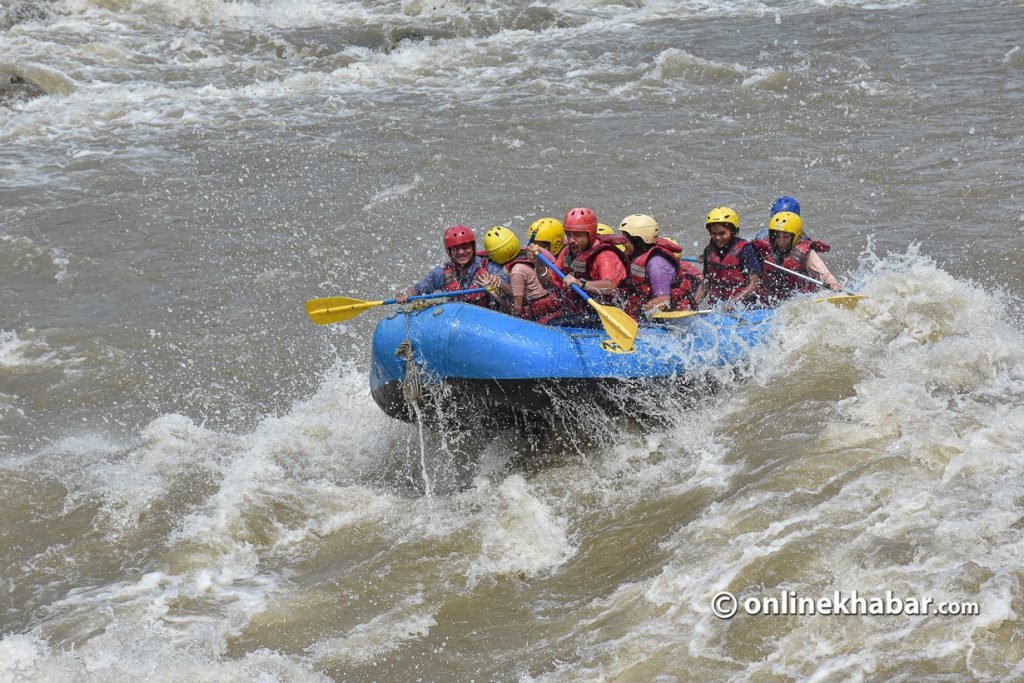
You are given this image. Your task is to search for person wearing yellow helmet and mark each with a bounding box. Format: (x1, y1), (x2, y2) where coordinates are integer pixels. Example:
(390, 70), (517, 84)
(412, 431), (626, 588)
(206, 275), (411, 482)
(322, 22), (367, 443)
(395, 224), (509, 307)
(483, 226), (560, 323)
(691, 206), (763, 308)
(526, 217), (565, 257)
(752, 211), (842, 305)
(617, 213), (703, 318)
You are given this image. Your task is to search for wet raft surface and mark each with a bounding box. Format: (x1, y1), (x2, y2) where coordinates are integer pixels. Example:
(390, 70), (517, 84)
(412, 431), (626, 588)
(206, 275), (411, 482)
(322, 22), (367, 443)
(370, 302), (775, 423)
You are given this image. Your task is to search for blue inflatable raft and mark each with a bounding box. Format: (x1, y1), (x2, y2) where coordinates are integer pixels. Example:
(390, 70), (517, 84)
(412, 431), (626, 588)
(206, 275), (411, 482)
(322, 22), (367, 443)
(370, 302), (775, 423)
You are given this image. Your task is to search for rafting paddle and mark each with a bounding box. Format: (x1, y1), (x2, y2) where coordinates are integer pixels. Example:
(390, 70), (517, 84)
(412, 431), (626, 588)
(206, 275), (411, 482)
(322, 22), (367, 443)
(679, 256), (864, 308)
(533, 251), (638, 352)
(762, 261), (865, 307)
(651, 310), (714, 320)
(305, 287), (490, 325)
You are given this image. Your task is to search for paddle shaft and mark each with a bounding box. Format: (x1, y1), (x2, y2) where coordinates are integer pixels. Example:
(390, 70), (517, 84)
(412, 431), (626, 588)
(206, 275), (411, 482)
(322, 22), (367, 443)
(681, 255), (849, 295)
(762, 260), (856, 295)
(534, 252), (591, 302)
(764, 260), (827, 288)
(306, 286), (492, 325)
(385, 287), (488, 307)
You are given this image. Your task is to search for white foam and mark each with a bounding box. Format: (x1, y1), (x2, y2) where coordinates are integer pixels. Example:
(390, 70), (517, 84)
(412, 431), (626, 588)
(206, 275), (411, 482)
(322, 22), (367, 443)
(60, 0), (387, 31)
(517, 249), (1024, 679)
(308, 593), (437, 666)
(0, 233), (72, 281)
(0, 634), (41, 679)
(4, 365), (422, 677)
(470, 474), (576, 582)
(0, 0), (938, 146)
(1004, 46), (1024, 68)
(646, 48), (747, 83)
(152, 360), (404, 557)
(0, 628), (327, 682)
(0, 329), (60, 369)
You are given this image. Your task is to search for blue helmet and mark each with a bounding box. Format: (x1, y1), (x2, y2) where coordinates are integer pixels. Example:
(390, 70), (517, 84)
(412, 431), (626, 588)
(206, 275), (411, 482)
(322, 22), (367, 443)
(770, 196), (800, 216)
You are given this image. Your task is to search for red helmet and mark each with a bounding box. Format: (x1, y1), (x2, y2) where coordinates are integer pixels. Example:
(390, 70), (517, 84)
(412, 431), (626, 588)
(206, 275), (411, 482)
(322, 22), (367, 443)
(563, 207), (598, 241)
(443, 224), (476, 249)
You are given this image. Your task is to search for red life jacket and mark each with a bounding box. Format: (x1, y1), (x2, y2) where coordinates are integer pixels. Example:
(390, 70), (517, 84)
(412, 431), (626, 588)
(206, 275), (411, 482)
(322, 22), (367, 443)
(753, 238), (831, 304)
(562, 236), (630, 282)
(623, 239), (702, 319)
(555, 236), (629, 314)
(702, 237), (757, 302)
(521, 293), (561, 324)
(442, 254), (495, 308)
(503, 250), (561, 324)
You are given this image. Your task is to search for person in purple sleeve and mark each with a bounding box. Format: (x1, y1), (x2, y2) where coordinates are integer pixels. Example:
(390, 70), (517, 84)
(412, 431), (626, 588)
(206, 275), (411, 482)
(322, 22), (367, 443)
(395, 225), (508, 309)
(617, 214), (702, 319)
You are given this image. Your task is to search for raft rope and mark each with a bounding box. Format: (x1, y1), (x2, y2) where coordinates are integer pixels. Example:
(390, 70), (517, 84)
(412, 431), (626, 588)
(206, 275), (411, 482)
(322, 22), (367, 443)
(394, 296), (475, 403)
(395, 304), (432, 404)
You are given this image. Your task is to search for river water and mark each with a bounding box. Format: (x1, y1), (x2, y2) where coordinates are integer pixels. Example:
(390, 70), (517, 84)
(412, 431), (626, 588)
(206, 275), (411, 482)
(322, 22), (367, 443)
(2, 0), (1023, 679)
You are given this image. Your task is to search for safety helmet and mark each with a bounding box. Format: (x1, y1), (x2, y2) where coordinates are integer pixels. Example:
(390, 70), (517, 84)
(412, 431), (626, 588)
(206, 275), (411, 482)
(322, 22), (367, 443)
(770, 195), (801, 217)
(483, 226), (521, 265)
(564, 207), (598, 241)
(706, 206), (740, 231)
(527, 217), (564, 256)
(618, 214), (659, 244)
(598, 222), (628, 251)
(767, 211), (803, 244)
(443, 224), (476, 249)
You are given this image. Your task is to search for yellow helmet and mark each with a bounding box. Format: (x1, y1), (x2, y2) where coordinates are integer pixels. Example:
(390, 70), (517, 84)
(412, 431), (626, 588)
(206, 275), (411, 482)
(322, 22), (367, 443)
(483, 226), (521, 265)
(768, 211), (802, 243)
(618, 214), (659, 244)
(596, 222), (628, 251)
(706, 206), (740, 231)
(527, 217), (564, 256)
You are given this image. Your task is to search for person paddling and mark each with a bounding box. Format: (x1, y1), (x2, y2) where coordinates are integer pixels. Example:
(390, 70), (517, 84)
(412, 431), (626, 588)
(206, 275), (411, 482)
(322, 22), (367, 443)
(483, 226), (560, 323)
(617, 213), (702, 318)
(529, 207), (628, 324)
(691, 206), (763, 309)
(395, 225), (508, 308)
(753, 211), (842, 305)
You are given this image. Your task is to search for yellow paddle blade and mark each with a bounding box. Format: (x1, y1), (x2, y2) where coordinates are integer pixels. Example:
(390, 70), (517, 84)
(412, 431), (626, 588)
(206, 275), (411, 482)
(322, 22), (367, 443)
(305, 296), (385, 325)
(651, 310), (712, 320)
(587, 299), (638, 352)
(813, 294), (865, 309)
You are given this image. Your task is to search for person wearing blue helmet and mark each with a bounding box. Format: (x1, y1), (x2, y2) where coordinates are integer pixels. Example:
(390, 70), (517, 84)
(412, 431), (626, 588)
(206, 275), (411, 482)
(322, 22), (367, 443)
(754, 196), (802, 240)
(753, 211), (842, 306)
(771, 195), (801, 216)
